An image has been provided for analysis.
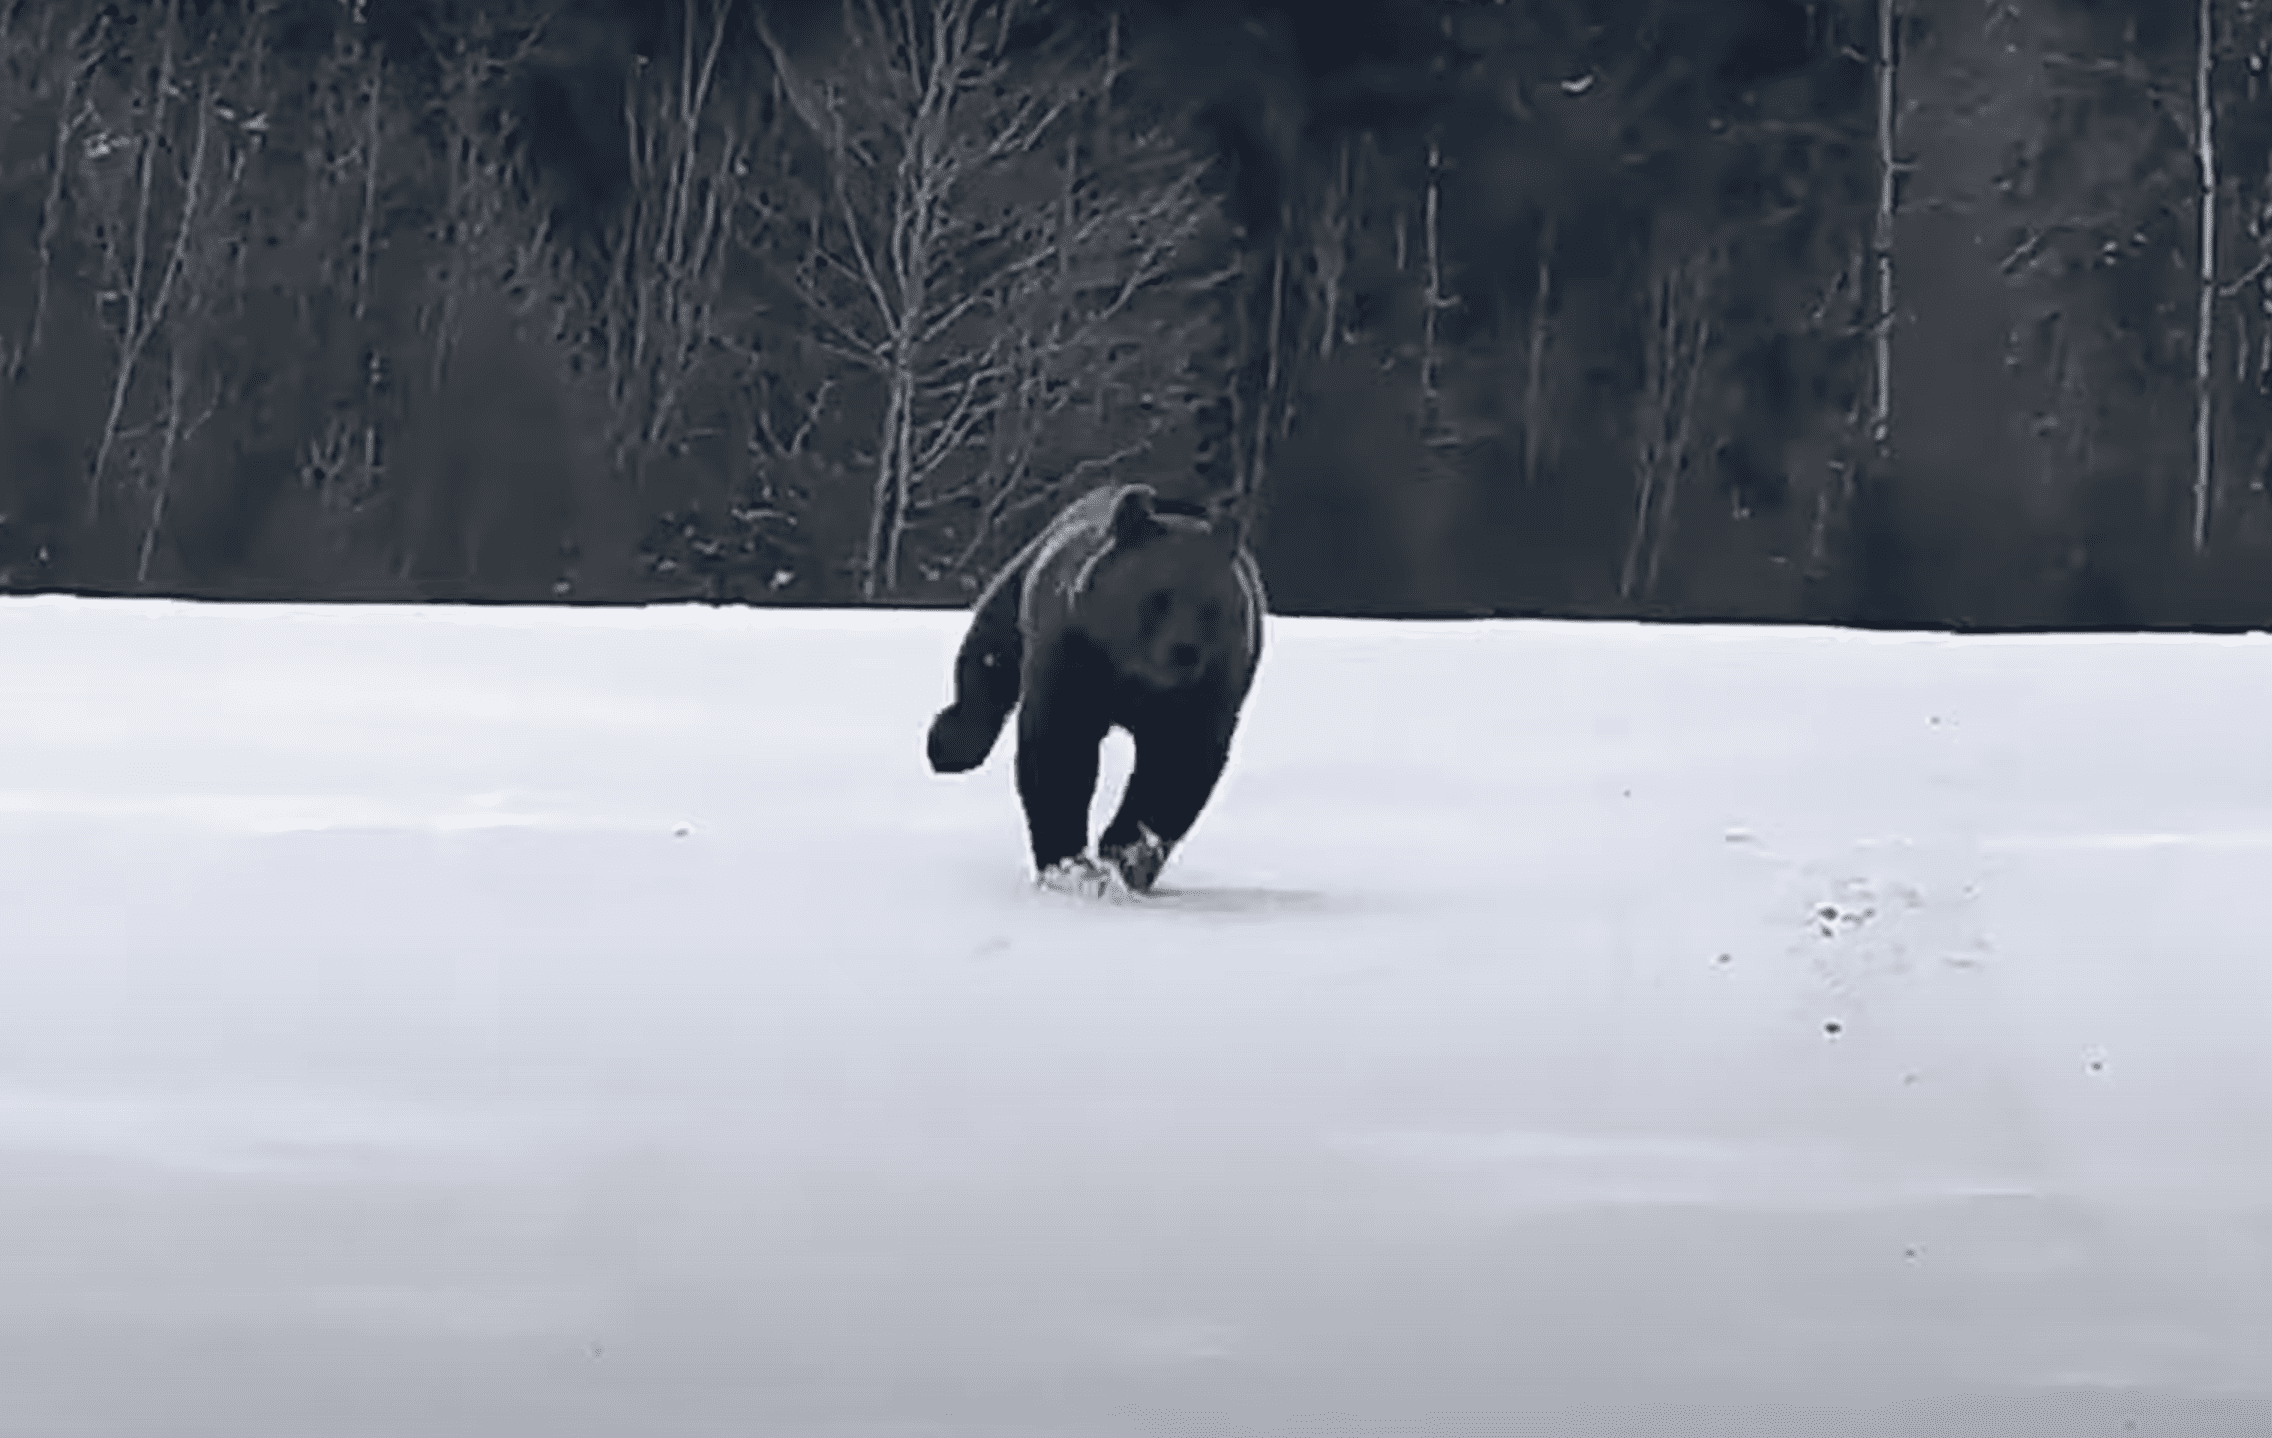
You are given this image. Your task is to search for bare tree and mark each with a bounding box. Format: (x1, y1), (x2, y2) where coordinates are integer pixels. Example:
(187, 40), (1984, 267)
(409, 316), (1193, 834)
(951, 21), (1225, 567)
(2218, 6), (2272, 504)
(393, 6), (557, 584)
(75, 0), (173, 523)
(1219, 131), (1371, 525)
(755, 0), (1220, 599)
(419, 9), (549, 399)
(1, 1), (101, 384)
(137, 298), (225, 584)
(1983, 7), (2209, 572)
(1419, 133), (1455, 438)
(576, 0), (750, 487)
(290, 3), (393, 541)
(2193, 0), (2217, 553)
(1621, 249), (1719, 601)
(1310, 135), (1355, 362)
(1523, 212), (1556, 487)
(1224, 213), (1291, 510)
(66, 0), (261, 573)
(1872, 0), (1898, 456)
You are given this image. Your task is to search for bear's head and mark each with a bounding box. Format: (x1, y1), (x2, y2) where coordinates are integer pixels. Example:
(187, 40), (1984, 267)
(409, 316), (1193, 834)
(1072, 486), (1253, 691)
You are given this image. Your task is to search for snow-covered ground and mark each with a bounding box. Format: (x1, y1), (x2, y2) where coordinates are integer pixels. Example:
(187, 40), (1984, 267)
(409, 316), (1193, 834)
(2, 596), (2268, 1437)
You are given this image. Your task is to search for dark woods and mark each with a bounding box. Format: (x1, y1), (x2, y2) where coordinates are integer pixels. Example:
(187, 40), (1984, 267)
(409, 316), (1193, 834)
(3, 0), (2270, 628)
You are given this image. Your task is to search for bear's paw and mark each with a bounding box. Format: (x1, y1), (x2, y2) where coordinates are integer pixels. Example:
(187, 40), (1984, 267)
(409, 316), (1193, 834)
(1100, 824), (1171, 894)
(1035, 855), (1131, 901)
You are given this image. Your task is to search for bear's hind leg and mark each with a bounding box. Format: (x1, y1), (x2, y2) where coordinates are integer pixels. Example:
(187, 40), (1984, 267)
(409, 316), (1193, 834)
(928, 578), (1026, 775)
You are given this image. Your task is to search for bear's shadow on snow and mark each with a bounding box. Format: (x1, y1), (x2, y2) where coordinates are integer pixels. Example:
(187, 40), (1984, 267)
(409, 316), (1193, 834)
(1134, 884), (1334, 915)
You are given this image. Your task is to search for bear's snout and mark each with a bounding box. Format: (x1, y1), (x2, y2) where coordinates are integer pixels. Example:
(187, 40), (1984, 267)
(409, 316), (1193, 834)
(1167, 641), (1202, 674)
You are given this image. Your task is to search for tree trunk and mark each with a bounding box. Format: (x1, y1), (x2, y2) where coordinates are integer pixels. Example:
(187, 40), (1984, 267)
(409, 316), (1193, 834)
(354, 42), (383, 322)
(1621, 255), (1714, 601)
(861, 363), (913, 601)
(89, 1), (183, 525)
(2193, 0), (2217, 553)
(1647, 308), (1709, 598)
(1872, 0), (1898, 456)
(1524, 212), (1555, 486)
(1314, 136), (1351, 360)
(1420, 135), (1444, 436)
(136, 345), (189, 586)
(1261, 227), (1286, 452)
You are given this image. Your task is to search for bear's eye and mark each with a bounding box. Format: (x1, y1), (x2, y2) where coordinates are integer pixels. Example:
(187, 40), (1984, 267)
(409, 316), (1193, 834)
(1141, 589), (1173, 621)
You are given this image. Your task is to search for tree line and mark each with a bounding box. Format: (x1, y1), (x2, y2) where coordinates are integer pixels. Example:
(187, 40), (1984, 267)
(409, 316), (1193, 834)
(3, 0), (2271, 628)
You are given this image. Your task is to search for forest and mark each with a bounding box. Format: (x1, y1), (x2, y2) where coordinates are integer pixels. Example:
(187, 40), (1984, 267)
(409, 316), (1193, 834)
(5, 0), (2272, 629)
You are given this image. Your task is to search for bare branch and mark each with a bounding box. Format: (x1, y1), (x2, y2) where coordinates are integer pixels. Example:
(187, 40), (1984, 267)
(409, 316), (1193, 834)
(24, 15), (107, 378)
(760, 0), (1221, 596)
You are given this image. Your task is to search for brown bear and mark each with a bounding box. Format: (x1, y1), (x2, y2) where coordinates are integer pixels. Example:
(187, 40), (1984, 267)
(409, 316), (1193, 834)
(927, 483), (1266, 895)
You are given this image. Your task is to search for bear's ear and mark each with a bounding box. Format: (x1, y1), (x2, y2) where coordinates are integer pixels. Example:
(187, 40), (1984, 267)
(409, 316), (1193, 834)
(1109, 485), (1161, 545)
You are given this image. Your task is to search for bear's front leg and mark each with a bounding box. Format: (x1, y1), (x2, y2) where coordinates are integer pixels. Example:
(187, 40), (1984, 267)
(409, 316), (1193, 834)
(1098, 718), (1232, 893)
(1014, 696), (1109, 877)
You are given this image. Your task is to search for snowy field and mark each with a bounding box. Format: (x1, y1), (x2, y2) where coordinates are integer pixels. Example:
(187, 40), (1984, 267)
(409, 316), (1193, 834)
(3, 595), (2270, 1438)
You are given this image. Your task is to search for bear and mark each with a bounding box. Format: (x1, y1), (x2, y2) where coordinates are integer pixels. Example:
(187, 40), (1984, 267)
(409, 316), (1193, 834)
(927, 482), (1266, 896)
